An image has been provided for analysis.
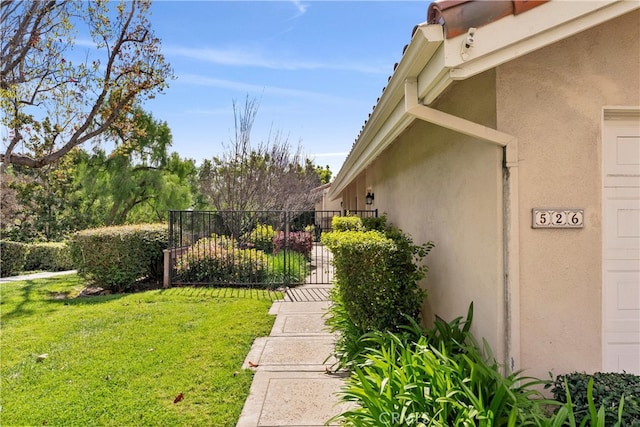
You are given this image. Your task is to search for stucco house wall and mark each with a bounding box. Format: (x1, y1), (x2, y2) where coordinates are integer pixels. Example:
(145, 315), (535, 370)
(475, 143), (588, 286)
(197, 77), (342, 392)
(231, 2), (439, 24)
(497, 9), (640, 379)
(342, 70), (506, 357)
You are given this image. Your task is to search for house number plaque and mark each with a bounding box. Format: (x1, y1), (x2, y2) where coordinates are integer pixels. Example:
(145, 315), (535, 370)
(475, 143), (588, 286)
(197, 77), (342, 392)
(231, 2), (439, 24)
(532, 209), (584, 229)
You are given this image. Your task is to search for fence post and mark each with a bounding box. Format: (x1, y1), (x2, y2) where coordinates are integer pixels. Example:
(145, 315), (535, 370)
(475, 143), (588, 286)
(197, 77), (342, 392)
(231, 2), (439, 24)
(284, 211), (289, 287)
(163, 249), (171, 288)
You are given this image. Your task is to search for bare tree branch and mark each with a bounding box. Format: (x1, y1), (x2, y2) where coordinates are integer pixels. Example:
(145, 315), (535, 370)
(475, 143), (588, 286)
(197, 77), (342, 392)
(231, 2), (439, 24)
(198, 96), (322, 216)
(0, 0), (173, 168)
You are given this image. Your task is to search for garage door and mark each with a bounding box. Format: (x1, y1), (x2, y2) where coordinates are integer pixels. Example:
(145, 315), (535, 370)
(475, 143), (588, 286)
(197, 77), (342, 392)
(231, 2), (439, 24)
(602, 108), (640, 374)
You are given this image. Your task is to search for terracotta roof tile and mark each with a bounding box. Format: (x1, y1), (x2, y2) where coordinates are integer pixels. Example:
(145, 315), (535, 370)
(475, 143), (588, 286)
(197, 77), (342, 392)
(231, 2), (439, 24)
(427, 0), (548, 38)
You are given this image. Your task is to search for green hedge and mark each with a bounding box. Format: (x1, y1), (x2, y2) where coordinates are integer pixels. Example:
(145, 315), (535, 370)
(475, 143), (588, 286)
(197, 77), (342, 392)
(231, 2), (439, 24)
(331, 215), (364, 232)
(70, 223), (167, 292)
(0, 240), (29, 277)
(321, 216), (433, 332)
(549, 372), (640, 425)
(24, 242), (74, 272)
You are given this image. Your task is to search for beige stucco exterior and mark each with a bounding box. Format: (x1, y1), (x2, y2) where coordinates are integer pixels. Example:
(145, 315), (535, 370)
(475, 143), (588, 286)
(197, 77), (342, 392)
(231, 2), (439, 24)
(334, 7), (639, 379)
(497, 9), (640, 379)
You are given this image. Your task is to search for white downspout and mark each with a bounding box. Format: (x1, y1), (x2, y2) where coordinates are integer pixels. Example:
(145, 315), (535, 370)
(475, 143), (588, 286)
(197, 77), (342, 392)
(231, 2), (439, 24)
(404, 77), (521, 373)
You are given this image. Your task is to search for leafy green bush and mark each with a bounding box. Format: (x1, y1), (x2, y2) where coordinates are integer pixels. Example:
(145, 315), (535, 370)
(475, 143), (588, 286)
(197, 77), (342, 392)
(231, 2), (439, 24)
(175, 237), (268, 285)
(324, 287), (370, 370)
(332, 312), (552, 426)
(24, 242), (74, 271)
(361, 213), (387, 231)
(332, 215), (364, 232)
(0, 240), (29, 277)
(243, 224), (276, 252)
(328, 300), (627, 427)
(549, 371), (639, 426)
(322, 216), (432, 332)
(70, 223), (167, 291)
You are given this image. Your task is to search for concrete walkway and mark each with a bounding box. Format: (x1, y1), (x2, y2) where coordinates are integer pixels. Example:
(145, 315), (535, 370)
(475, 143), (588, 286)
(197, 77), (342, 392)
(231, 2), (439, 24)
(0, 270), (77, 283)
(236, 283), (353, 426)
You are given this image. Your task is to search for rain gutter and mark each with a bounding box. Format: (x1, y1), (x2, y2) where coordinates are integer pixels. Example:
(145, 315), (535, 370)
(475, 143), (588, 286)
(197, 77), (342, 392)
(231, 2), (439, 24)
(330, 1), (639, 200)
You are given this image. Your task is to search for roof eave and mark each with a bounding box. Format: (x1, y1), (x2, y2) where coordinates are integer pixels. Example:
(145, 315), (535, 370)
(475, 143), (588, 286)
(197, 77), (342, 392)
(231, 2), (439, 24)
(329, 24), (445, 199)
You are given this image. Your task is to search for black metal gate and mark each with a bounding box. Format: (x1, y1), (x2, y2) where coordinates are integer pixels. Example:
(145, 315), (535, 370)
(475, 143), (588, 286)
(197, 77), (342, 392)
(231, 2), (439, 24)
(167, 210), (377, 288)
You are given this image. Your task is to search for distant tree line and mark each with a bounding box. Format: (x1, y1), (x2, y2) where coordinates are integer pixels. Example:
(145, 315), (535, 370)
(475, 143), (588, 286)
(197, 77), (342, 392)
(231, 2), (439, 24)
(1, 103), (332, 242)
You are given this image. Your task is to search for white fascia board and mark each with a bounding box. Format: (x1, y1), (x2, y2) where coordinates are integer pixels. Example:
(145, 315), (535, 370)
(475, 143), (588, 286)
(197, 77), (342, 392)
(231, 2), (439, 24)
(329, 24), (444, 198)
(330, 104), (415, 196)
(445, 0), (640, 80)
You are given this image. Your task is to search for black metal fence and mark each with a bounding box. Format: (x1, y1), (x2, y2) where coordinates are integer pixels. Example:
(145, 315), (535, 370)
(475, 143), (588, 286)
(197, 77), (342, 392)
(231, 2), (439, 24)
(167, 209), (377, 288)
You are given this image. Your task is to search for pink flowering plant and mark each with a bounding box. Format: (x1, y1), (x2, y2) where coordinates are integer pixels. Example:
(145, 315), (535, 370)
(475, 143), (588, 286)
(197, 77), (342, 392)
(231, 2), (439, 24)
(273, 231), (313, 258)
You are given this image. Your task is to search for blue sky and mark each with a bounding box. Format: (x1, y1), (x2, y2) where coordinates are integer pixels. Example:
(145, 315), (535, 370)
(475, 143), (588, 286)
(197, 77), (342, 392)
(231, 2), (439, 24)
(143, 1), (430, 175)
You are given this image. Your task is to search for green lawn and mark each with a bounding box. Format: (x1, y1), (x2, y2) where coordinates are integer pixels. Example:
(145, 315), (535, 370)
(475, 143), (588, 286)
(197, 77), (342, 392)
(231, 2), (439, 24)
(0, 274), (278, 426)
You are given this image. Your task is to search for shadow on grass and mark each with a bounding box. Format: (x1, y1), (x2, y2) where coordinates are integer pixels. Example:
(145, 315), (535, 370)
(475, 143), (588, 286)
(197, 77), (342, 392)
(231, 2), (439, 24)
(0, 279), (40, 321)
(0, 276), (129, 322)
(158, 285), (282, 301)
(1, 275), (282, 324)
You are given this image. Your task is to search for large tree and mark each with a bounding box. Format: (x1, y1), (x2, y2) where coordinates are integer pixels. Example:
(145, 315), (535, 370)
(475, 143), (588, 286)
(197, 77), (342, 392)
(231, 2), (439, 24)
(78, 108), (200, 225)
(0, 0), (172, 168)
(1, 149), (90, 241)
(2, 109), (201, 240)
(198, 97), (322, 213)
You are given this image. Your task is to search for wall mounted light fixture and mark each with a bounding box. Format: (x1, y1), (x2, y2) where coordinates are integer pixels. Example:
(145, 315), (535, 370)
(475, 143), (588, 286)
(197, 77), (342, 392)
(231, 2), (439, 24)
(365, 191), (374, 205)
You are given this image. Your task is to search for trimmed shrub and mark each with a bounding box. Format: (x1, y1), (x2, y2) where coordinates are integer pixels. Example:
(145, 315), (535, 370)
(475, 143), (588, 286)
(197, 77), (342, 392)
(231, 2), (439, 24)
(273, 231), (313, 258)
(549, 371), (640, 425)
(322, 216), (433, 332)
(0, 240), (29, 277)
(70, 223), (167, 291)
(332, 215), (364, 232)
(324, 287), (369, 370)
(24, 242), (74, 272)
(361, 214), (387, 232)
(175, 237), (267, 284)
(322, 228), (406, 331)
(243, 224), (276, 252)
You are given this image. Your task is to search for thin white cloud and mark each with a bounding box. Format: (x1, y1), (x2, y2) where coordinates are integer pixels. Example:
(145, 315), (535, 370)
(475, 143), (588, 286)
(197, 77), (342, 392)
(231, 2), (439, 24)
(292, 0), (308, 14)
(164, 45), (388, 74)
(178, 73), (356, 104)
(289, 0), (309, 19)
